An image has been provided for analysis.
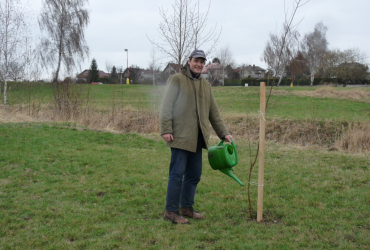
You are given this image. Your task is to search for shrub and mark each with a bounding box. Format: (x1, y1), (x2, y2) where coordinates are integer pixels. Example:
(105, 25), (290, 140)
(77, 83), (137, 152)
(98, 78), (111, 84)
(222, 77), (369, 87)
(224, 79), (242, 86)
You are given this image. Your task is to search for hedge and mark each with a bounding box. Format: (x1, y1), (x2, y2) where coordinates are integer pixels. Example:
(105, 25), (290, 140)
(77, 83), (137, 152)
(224, 78), (370, 86)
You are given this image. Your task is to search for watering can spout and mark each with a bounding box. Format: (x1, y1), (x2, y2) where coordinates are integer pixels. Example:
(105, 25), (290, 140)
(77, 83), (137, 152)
(219, 168), (244, 186)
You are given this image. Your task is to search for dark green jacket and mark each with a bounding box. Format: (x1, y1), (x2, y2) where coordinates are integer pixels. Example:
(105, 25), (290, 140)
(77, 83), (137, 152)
(160, 65), (229, 152)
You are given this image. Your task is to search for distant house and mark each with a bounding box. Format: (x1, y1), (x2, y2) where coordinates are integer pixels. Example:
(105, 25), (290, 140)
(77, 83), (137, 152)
(123, 67), (142, 83)
(98, 71), (110, 78)
(140, 69), (155, 80)
(76, 70), (89, 81)
(201, 62), (224, 77)
(76, 70), (111, 82)
(143, 69), (163, 84)
(162, 63), (182, 77)
(121, 67), (160, 83)
(235, 65), (266, 79)
(201, 62), (226, 85)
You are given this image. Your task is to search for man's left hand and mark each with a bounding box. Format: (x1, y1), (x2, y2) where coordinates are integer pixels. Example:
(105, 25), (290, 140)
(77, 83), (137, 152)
(224, 135), (233, 143)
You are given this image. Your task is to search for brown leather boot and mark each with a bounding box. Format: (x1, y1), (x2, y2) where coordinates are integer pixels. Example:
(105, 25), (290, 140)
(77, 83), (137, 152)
(163, 210), (190, 224)
(180, 206), (205, 220)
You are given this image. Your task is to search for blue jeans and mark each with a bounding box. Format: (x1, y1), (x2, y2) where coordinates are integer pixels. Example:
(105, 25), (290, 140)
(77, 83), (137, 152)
(165, 132), (204, 212)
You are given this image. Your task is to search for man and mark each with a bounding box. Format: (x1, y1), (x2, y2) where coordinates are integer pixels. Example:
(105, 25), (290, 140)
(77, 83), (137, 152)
(160, 49), (233, 224)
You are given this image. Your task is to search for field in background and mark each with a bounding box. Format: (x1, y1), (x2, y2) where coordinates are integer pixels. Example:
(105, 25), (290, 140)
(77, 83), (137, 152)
(2, 83), (370, 152)
(3, 83), (370, 120)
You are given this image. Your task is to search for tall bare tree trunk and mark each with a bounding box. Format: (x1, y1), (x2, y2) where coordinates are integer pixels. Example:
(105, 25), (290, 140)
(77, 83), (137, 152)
(54, 26), (64, 82)
(4, 1), (8, 107)
(3, 79), (7, 107)
(54, 48), (62, 82)
(153, 70), (155, 86)
(1, 0), (30, 107)
(277, 75), (283, 87)
(310, 73), (314, 86)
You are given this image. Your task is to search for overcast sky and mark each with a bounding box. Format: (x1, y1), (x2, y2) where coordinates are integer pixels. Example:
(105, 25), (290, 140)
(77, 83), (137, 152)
(30, 0), (370, 75)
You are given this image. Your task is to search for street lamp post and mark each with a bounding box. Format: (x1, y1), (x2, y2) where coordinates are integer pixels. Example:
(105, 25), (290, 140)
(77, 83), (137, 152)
(125, 49), (129, 84)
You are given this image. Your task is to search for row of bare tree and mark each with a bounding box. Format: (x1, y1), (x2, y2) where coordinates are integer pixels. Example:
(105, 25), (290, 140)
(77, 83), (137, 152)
(0, 0), (90, 106)
(1, 0), (368, 110)
(262, 20), (368, 86)
(147, 0), (368, 87)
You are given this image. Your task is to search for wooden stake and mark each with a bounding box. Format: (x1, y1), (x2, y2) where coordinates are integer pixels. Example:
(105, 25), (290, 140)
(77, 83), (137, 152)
(257, 82), (266, 222)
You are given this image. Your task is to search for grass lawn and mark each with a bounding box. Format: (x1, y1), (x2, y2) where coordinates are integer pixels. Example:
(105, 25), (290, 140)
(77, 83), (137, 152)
(1, 123), (369, 249)
(4, 83), (370, 122)
(212, 86), (370, 121)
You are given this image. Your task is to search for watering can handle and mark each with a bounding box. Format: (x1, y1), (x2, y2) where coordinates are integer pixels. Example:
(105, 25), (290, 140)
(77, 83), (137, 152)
(231, 139), (239, 165)
(219, 139), (239, 165)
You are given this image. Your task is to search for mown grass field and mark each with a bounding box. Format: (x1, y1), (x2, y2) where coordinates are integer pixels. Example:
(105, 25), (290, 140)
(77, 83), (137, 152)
(4, 83), (370, 121)
(0, 83), (369, 249)
(0, 123), (369, 249)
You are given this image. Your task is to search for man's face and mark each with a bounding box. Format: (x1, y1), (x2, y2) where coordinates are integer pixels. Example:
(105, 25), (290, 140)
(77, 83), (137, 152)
(188, 57), (206, 75)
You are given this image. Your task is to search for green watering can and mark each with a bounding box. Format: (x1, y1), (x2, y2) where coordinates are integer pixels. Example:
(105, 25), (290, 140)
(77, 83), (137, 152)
(208, 139), (244, 186)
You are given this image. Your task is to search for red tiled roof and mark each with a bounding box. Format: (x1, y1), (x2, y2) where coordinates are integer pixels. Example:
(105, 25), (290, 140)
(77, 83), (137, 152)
(202, 62), (223, 74)
(168, 63), (182, 72)
(98, 70), (110, 78)
(77, 70), (89, 78)
(76, 70), (110, 78)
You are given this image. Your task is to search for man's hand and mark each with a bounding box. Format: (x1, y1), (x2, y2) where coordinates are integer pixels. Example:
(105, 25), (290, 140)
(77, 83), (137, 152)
(224, 135), (233, 143)
(162, 133), (174, 142)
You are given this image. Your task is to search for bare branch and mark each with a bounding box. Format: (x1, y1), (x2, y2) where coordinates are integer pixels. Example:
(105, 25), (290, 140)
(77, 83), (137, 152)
(147, 0), (221, 66)
(0, 0), (32, 106)
(300, 21), (328, 85)
(250, 0), (308, 220)
(39, 0), (90, 82)
(105, 60), (113, 75)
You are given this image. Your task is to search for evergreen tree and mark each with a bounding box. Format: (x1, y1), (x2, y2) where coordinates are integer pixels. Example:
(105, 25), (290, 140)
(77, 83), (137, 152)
(88, 58), (99, 83)
(225, 64), (239, 80)
(212, 58), (221, 64)
(111, 66), (117, 83)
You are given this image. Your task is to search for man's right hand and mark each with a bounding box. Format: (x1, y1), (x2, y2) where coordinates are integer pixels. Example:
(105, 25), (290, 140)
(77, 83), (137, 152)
(162, 133), (174, 142)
